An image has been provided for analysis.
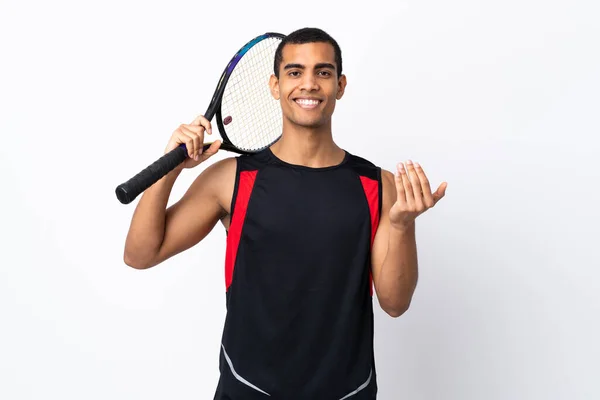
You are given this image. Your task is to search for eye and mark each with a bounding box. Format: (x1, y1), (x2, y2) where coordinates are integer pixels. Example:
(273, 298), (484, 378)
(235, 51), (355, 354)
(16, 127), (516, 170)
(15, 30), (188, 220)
(288, 70), (301, 77)
(318, 70), (332, 77)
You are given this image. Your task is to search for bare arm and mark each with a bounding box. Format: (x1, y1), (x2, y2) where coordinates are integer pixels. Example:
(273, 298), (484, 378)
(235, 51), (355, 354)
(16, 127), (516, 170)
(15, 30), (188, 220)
(371, 170), (418, 317)
(123, 156), (235, 269)
(371, 162), (447, 317)
(122, 114), (233, 269)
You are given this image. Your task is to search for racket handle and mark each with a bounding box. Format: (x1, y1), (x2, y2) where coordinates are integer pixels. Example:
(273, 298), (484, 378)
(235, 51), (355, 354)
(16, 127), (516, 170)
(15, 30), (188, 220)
(115, 144), (188, 204)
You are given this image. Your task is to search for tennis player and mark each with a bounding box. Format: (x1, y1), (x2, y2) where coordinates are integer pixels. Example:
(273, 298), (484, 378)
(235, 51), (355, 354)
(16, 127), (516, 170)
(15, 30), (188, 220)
(124, 27), (447, 399)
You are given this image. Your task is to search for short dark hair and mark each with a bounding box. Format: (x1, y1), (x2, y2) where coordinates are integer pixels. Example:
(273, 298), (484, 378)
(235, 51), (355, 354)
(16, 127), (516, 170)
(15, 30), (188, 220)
(274, 27), (343, 78)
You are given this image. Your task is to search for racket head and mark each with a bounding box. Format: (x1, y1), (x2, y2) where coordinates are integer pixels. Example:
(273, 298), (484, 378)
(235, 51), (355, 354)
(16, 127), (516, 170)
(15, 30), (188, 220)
(205, 32), (285, 154)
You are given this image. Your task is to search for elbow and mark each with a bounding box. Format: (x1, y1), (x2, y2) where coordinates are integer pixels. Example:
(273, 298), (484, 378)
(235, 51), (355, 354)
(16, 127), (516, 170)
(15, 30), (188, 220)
(382, 299), (412, 318)
(123, 251), (153, 270)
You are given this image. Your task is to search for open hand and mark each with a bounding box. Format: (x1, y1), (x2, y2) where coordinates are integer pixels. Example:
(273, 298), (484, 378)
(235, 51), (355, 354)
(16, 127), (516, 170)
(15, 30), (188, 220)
(390, 160), (447, 231)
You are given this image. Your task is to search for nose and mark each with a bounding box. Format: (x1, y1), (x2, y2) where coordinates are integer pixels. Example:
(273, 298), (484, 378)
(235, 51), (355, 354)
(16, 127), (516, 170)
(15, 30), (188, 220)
(299, 72), (319, 92)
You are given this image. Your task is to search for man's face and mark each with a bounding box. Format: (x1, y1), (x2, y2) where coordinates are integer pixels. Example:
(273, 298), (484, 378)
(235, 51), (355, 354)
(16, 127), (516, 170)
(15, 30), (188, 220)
(270, 42), (346, 129)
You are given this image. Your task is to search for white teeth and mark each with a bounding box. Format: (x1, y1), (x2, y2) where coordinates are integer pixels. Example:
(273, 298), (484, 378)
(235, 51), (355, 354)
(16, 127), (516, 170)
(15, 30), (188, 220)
(295, 99), (320, 108)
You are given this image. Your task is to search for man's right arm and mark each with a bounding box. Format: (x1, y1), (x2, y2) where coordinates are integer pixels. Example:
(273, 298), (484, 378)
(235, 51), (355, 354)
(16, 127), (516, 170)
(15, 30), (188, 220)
(123, 114), (230, 269)
(123, 156), (234, 269)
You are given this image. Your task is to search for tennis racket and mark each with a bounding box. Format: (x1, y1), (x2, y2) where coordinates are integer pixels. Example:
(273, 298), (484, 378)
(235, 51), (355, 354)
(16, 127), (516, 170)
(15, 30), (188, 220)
(115, 32), (285, 204)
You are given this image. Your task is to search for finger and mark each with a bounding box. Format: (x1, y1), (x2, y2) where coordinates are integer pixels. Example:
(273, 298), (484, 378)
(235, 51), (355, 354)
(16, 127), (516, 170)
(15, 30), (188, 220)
(192, 131), (201, 159)
(200, 140), (222, 160)
(414, 162), (434, 208)
(190, 114), (204, 125)
(190, 114), (212, 135)
(398, 162), (415, 210)
(432, 182), (448, 205)
(394, 165), (407, 205)
(181, 125), (205, 160)
(180, 126), (199, 159)
(405, 160), (423, 210)
(178, 127), (198, 159)
(397, 162), (414, 208)
(182, 123), (205, 135)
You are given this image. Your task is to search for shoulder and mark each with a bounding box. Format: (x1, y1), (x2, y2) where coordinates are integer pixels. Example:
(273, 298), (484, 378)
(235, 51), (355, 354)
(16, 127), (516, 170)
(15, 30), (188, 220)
(200, 148), (272, 183)
(379, 168), (397, 210)
(380, 168), (395, 188)
(345, 152), (386, 183)
(347, 152), (379, 170)
(345, 153), (377, 180)
(190, 150), (271, 216)
(346, 151), (396, 205)
(184, 156), (238, 215)
(236, 148), (275, 171)
(195, 156), (238, 183)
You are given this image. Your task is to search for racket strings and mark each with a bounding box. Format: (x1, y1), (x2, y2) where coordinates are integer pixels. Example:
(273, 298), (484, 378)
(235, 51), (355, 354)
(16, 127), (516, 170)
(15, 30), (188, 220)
(233, 41), (278, 148)
(221, 37), (283, 152)
(224, 40), (280, 149)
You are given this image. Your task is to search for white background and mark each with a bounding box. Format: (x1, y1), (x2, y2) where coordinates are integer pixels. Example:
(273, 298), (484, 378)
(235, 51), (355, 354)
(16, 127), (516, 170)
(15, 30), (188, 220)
(1, 0), (599, 399)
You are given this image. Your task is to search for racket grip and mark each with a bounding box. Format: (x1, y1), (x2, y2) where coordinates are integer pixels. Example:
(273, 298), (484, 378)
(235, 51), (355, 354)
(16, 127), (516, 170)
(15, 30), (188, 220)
(115, 144), (188, 204)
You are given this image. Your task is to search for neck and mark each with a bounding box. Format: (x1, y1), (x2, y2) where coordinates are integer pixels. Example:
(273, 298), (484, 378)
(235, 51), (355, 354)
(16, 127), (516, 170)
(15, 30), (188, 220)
(270, 119), (345, 168)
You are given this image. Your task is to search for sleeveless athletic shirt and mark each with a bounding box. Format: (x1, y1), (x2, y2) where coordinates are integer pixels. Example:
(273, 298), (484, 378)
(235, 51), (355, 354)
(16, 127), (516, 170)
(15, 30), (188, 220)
(214, 147), (382, 400)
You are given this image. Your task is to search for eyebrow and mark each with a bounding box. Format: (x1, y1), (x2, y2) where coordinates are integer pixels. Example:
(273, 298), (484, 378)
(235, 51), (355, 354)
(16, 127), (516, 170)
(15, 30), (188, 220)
(283, 62), (336, 71)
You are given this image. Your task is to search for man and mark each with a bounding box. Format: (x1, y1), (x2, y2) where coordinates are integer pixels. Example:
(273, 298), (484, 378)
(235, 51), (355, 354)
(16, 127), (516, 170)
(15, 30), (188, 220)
(124, 27), (447, 399)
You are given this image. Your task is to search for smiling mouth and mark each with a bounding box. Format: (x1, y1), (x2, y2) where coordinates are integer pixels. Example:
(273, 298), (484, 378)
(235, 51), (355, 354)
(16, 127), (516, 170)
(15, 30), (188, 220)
(294, 98), (322, 110)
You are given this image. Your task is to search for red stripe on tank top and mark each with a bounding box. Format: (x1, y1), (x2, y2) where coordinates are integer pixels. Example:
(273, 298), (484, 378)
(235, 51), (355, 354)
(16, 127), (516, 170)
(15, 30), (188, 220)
(225, 170), (258, 291)
(359, 176), (380, 297)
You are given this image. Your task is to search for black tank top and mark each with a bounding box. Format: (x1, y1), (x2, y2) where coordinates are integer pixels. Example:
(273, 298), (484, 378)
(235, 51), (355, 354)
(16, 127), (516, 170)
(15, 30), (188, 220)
(214, 147), (382, 400)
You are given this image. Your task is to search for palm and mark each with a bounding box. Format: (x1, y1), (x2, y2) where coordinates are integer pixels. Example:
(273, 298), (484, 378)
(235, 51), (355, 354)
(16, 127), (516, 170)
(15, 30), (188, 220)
(390, 160), (447, 230)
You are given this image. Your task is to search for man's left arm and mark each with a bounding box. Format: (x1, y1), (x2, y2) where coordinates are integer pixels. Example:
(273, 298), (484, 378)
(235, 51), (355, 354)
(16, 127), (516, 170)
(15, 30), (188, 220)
(371, 160), (447, 317)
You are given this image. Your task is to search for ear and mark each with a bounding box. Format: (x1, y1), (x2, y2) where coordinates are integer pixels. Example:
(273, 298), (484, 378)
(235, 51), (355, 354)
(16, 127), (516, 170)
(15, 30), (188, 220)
(269, 74), (280, 100)
(336, 74), (347, 100)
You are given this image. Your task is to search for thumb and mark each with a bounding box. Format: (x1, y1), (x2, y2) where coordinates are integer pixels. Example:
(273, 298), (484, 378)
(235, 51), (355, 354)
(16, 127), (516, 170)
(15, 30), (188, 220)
(190, 114), (204, 125)
(433, 182), (448, 204)
(200, 140), (222, 159)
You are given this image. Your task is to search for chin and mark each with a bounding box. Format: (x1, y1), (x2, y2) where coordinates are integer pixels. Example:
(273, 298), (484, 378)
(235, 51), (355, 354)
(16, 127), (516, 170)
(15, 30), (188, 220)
(295, 119), (326, 129)
(297, 112), (331, 127)
(283, 113), (323, 129)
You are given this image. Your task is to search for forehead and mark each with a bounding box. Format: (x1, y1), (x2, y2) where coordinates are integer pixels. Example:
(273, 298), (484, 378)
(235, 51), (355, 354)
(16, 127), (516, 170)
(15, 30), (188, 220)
(280, 42), (336, 67)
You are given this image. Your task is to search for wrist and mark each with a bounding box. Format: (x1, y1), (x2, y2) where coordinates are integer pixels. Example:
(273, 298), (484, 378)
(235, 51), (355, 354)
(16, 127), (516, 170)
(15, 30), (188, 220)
(390, 221), (415, 236)
(148, 166), (181, 194)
